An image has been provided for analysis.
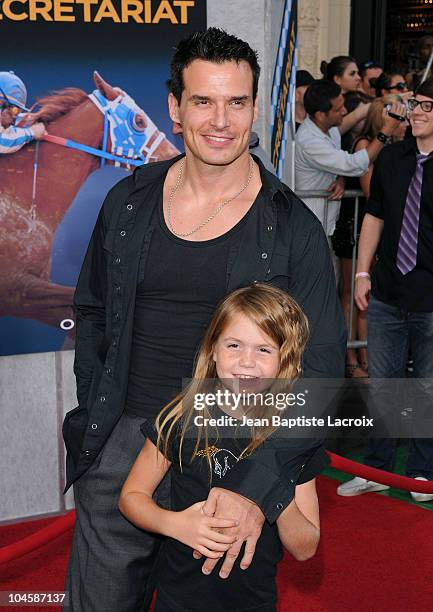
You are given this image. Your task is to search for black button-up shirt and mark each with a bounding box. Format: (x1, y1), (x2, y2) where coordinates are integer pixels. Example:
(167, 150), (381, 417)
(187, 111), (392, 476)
(365, 137), (433, 312)
(63, 154), (345, 523)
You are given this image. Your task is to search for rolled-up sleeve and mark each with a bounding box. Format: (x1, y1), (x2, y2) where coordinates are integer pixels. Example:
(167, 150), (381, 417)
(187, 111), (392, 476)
(222, 439), (327, 524)
(303, 140), (369, 177)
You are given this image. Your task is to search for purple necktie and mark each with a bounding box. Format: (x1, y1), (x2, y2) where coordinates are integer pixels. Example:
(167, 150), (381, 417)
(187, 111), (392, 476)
(396, 153), (430, 275)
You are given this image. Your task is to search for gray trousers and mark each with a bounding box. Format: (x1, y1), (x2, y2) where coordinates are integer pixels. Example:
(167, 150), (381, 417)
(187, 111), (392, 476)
(64, 412), (170, 612)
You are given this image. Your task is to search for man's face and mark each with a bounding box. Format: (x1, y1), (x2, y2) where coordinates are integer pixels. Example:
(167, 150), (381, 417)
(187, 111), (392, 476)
(323, 94), (347, 128)
(361, 67), (382, 96)
(0, 104), (18, 129)
(409, 95), (433, 140)
(168, 59), (258, 166)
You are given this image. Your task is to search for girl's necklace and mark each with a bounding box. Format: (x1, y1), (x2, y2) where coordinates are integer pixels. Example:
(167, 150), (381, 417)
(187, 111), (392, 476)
(167, 155), (254, 238)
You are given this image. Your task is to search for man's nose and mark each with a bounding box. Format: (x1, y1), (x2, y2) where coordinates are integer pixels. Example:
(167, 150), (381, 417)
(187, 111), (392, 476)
(210, 103), (230, 129)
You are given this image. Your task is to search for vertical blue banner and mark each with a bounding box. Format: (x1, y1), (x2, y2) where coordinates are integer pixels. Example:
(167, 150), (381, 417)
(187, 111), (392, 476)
(270, 0), (298, 180)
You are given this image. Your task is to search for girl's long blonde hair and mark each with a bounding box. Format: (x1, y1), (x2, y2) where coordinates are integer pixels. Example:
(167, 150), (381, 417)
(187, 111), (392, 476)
(155, 283), (309, 469)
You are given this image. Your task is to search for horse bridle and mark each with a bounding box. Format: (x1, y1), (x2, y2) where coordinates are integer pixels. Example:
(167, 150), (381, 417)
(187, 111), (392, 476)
(28, 89), (167, 231)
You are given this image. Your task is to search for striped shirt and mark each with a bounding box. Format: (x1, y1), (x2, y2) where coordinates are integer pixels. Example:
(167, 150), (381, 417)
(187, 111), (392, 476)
(0, 123), (34, 153)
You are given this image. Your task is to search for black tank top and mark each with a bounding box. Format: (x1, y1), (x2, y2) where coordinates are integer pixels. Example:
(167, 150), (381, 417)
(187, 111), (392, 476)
(125, 193), (256, 418)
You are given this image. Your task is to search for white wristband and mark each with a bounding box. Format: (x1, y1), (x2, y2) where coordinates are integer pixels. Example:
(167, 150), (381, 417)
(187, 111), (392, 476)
(355, 272), (370, 279)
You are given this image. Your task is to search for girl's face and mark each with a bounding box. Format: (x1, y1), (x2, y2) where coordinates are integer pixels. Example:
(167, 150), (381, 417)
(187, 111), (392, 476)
(213, 312), (280, 382)
(335, 62), (361, 93)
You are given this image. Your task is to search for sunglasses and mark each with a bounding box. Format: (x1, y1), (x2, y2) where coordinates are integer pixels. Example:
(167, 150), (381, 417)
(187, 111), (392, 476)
(385, 82), (407, 91)
(407, 98), (433, 112)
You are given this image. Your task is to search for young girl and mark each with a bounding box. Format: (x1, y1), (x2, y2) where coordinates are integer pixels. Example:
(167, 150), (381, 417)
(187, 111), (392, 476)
(119, 284), (328, 612)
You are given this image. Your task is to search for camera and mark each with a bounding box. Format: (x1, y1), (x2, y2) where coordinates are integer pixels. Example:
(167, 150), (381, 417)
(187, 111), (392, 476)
(385, 103), (407, 121)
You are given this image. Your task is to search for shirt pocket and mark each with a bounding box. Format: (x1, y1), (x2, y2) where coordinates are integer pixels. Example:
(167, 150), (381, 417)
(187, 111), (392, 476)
(266, 252), (290, 291)
(102, 228), (116, 255)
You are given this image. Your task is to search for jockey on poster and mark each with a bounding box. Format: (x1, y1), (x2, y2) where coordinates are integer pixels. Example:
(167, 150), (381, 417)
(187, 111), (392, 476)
(0, 71), (46, 153)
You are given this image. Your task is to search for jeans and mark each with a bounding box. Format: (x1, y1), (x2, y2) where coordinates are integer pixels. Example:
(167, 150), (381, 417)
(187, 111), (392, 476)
(363, 295), (433, 479)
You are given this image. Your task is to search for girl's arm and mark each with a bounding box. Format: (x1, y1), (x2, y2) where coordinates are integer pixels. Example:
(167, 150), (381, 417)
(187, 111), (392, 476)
(276, 479), (320, 561)
(119, 439), (239, 558)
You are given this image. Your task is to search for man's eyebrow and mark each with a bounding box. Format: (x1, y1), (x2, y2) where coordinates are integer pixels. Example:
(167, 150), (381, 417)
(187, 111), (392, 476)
(228, 95), (251, 102)
(188, 95), (251, 102)
(189, 95), (210, 102)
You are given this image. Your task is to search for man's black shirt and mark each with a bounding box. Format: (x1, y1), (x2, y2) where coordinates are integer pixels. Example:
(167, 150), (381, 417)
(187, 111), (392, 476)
(63, 154), (346, 522)
(365, 137), (433, 312)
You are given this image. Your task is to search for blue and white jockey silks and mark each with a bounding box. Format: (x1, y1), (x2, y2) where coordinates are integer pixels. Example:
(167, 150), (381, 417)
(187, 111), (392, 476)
(0, 124), (34, 154)
(89, 89), (166, 164)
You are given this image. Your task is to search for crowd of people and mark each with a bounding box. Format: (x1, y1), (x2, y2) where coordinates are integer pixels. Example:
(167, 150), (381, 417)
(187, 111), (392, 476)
(294, 42), (432, 379)
(294, 46), (433, 502)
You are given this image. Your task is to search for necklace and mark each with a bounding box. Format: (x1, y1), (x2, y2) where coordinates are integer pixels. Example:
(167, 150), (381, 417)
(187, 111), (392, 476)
(167, 155), (254, 237)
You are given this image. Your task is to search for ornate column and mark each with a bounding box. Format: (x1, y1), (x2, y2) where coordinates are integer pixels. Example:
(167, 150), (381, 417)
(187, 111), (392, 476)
(298, 0), (351, 77)
(298, 0), (321, 76)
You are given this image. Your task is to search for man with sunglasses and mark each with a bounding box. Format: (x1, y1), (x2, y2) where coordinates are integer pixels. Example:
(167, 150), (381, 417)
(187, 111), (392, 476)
(339, 78), (433, 501)
(0, 71), (45, 154)
(359, 60), (383, 98)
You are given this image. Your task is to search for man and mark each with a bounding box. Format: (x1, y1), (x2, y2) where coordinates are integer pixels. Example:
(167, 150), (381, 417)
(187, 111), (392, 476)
(295, 70), (367, 134)
(63, 28), (346, 611)
(0, 71), (45, 153)
(338, 78), (433, 502)
(295, 79), (404, 238)
(358, 60), (383, 98)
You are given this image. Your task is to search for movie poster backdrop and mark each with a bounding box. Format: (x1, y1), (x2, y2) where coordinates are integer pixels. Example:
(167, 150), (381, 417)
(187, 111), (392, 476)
(0, 0), (206, 356)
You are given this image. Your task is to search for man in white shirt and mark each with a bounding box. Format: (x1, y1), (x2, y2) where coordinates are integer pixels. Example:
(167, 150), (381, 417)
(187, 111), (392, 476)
(295, 79), (404, 237)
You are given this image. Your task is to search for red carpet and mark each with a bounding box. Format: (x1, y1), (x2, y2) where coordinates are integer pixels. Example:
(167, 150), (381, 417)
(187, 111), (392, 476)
(1, 476), (433, 612)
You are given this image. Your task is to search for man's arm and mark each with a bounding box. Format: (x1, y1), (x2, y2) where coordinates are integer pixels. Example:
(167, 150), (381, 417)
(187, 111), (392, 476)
(354, 153), (385, 311)
(354, 214), (383, 311)
(302, 102), (405, 178)
(339, 101), (370, 135)
(73, 195), (111, 408)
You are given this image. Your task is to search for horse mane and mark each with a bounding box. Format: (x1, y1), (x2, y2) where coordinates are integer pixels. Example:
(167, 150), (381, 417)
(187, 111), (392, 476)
(27, 88), (89, 125)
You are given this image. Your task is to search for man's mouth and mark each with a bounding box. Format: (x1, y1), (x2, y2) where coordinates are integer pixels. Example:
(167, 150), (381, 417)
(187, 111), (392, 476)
(203, 134), (233, 143)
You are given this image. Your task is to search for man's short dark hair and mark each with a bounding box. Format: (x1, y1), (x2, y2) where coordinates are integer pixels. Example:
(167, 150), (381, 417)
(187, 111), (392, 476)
(359, 60), (382, 78)
(303, 80), (342, 116)
(167, 27), (260, 103)
(416, 77), (433, 100)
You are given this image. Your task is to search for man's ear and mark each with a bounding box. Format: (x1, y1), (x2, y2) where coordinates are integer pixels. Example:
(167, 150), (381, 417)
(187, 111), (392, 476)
(168, 93), (181, 124)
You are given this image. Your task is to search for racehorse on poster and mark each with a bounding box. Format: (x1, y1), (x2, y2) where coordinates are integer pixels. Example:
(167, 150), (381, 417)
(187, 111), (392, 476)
(0, 72), (179, 329)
